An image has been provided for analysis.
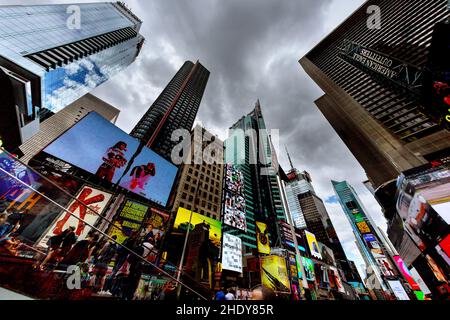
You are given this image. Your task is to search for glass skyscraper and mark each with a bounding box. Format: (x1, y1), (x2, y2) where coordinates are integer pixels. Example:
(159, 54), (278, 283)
(285, 169), (314, 229)
(224, 101), (286, 252)
(131, 60), (210, 162)
(332, 180), (401, 294)
(0, 2), (144, 151)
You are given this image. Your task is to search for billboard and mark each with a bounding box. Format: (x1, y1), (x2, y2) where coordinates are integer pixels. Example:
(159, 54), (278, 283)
(356, 221), (371, 234)
(224, 164), (244, 194)
(439, 234), (450, 260)
(109, 200), (148, 244)
(222, 233), (242, 273)
(43, 112), (177, 206)
(38, 185), (112, 248)
(329, 267), (345, 293)
(256, 221), (270, 254)
(393, 256), (421, 291)
(260, 255), (290, 293)
(425, 254), (447, 283)
(410, 268), (431, 295)
(305, 230), (322, 259)
(363, 233), (384, 258)
(388, 280), (410, 300)
(223, 190), (247, 231)
(173, 207), (222, 250)
(375, 257), (396, 277)
(301, 257), (315, 281)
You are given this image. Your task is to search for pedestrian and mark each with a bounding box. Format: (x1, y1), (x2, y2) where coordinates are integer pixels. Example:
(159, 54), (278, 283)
(215, 287), (226, 301)
(225, 288), (235, 300)
(93, 235), (119, 293)
(251, 285), (276, 300)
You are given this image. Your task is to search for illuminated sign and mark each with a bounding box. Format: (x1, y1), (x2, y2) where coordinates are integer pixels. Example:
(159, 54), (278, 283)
(222, 233), (243, 273)
(305, 230), (322, 260)
(256, 221), (270, 254)
(356, 221), (371, 234)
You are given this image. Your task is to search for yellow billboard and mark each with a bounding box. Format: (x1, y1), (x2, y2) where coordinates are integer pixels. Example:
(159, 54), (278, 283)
(357, 221), (371, 234)
(305, 230), (322, 259)
(256, 221), (270, 254)
(260, 255), (290, 293)
(174, 207), (222, 249)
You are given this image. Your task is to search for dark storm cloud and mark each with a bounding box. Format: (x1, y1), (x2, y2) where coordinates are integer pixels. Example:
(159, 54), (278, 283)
(1, 0), (386, 276)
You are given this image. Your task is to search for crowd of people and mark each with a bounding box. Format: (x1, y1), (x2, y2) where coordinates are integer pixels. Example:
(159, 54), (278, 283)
(213, 285), (276, 301)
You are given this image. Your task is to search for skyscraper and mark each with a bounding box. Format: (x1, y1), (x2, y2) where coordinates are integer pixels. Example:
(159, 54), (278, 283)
(19, 93), (120, 163)
(300, 0), (450, 191)
(224, 100), (286, 253)
(0, 2), (144, 151)
(171, 125), (224, 220)
(332, 180), (406, 298)
(285, 167), (314, 229)
(130, 61), (210, 162)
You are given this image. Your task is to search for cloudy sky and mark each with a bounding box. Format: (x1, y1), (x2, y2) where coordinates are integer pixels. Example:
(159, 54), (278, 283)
(3, 0), (387, 278)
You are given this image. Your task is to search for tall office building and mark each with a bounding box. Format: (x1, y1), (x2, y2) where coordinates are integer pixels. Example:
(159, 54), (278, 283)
(19, 93), (120, 163)
(171, 125), (224, 220)
(0, 2), (144, 152)
(300, 0), (450, 191)
(332, 180), (408, 297)
(285, 168), (314, 229)
(224, 100), (286, 253)
(130, 61), (210, 162)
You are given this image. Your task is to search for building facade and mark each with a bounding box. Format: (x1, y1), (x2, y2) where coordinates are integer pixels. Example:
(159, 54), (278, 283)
(224, 101), (286, 254)
(332, 180), (410, 298)
(300, 0), (450, 190)
(285, 169), (314, 229)
(130, 60), (210, 162)
(0, 2), (144, 151)
(171, 125), (224, 220)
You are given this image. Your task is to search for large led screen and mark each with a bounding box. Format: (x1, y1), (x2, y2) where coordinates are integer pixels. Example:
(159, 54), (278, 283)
(223, 190), (247, 231)
(305, 230), (322, 260)
(173, 207), (222, 250)
(43, 112), (177, 206)
(222, 233), (243, 273)
(260, 255), (290, 293)
(224, 164), (244, 194)
(38, 185), (112, 248)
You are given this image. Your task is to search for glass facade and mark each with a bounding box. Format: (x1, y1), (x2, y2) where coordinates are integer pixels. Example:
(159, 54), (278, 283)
(0, 3), (134, 55)
(42, 36), (142, 112)
(131, 61), (210, 162)
(0, 2), (144, 151)
(224, 102), (286, 252)
(285, 170), (315, 229)
(332, 180), (391, 290)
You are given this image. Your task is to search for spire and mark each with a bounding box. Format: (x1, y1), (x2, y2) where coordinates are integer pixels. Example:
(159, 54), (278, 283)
(285, 145), (294, 170)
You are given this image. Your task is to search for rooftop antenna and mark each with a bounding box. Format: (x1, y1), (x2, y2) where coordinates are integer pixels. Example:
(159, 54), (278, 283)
(285, 145), (294, 171)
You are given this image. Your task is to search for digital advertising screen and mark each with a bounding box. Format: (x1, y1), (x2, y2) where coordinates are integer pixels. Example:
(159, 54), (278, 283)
(305, 230), (322, 260)
(140, 207), (170, 261)
(173, 207), (222, 250)
(387, 280), (410, 300)
(301, 257), (315, 282)
(375, 257), (396, 277)
(38, 185), (112, 248)
(223, 190), (247, 231)
(256, 221), (271, 254)
(222, 233), (243, 273)
(356, 221), (371, 234)
(260, 255), (290, 293)
(393, 256), (421, 291)
(363, 233), (384, 259)
(109, 200), (148, 244)
(42, 112), (178, 206)
(224, 164), (244, 195)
